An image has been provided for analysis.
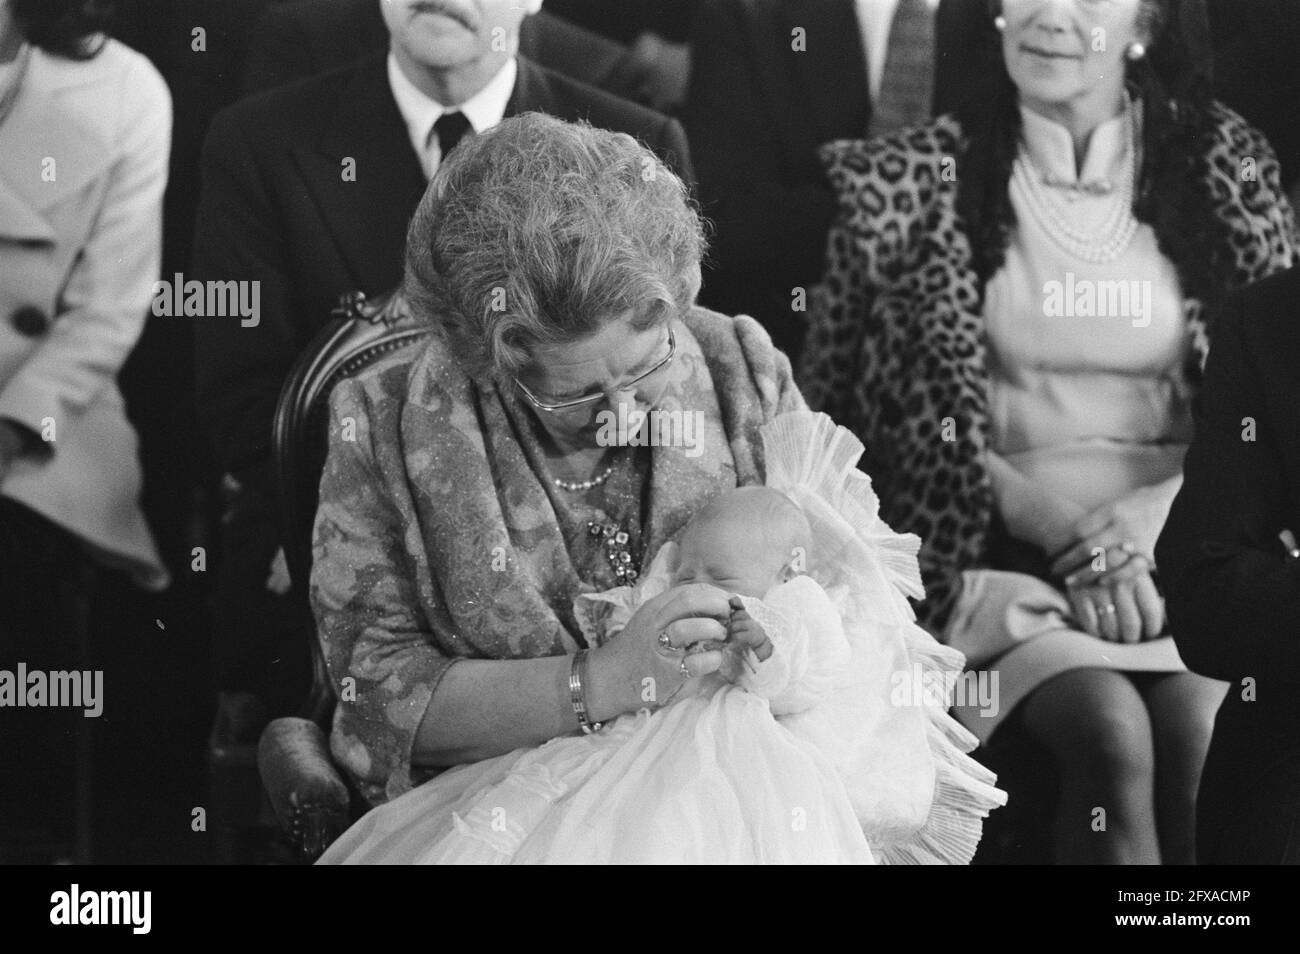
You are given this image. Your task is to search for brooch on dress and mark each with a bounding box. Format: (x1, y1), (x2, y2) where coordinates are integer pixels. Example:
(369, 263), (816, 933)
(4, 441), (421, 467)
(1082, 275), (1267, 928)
(587, 521), (638, 583)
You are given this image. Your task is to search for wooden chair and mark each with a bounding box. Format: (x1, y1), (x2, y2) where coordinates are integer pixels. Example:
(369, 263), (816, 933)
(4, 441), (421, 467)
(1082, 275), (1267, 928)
(252, 290), (431, 862)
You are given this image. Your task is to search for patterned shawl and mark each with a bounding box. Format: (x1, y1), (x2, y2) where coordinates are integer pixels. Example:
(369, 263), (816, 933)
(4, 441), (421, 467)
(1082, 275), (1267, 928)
(311, 306), (805, 804)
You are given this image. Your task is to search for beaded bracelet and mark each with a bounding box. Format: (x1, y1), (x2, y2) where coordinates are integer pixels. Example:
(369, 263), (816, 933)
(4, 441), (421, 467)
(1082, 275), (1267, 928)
(569, 649), (603, 734)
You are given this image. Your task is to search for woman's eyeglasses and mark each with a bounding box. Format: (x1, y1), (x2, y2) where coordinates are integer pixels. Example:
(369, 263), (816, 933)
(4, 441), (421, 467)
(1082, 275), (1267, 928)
(514, 328), (676, 413)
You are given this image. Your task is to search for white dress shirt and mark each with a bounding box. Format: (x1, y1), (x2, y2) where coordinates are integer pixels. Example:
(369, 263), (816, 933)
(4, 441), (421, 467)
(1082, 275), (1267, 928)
(387, 54), (517, 179)
(854, 0), (940, 102)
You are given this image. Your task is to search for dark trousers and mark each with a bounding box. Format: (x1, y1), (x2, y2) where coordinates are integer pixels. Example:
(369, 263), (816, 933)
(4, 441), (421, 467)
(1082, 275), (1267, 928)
(0, 497), (92, 860)
(1198, 690), (1300, 864)
(0, 497), (80, 613)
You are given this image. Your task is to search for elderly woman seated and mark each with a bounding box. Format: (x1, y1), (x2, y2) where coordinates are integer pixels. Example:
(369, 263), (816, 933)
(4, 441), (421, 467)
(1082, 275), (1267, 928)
(309, 115), (1005, 865)
(310, 112), (806, 811)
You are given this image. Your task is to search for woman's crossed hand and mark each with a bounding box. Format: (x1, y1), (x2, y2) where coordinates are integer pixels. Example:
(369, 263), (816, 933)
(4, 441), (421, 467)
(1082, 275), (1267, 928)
(1065, 554), (1165, 644)
(1051, 483), (1176, 645)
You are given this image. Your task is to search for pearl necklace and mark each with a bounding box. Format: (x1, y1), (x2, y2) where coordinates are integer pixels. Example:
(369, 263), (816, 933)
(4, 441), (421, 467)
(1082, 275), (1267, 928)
(553, 465), (613, 493)
(1012, 94), (1140, 264)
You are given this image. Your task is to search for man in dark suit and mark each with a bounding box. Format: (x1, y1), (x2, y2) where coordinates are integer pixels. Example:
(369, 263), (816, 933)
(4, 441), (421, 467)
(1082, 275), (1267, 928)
(1157, 265), (1300, 864)
(192, 0), (692, 720)
(543, 0), (703, 111)
(685, 0), (964, 361)
(544, 0), (702, 44)
(241, 0), (635, 99)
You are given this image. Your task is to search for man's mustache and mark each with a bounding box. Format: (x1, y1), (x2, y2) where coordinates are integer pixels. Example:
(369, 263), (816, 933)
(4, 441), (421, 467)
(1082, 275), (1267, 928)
(409, 0), (478, 32)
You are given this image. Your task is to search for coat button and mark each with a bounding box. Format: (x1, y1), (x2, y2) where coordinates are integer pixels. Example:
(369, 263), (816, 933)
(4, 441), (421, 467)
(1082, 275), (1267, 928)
(11, 305), (50, 337)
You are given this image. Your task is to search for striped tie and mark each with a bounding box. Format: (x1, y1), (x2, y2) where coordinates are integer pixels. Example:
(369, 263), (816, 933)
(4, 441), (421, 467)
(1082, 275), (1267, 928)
(868, 0), (935, 138)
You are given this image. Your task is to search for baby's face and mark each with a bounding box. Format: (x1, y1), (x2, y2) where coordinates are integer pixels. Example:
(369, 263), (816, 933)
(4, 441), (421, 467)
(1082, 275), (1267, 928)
(672, 516), (790, 598)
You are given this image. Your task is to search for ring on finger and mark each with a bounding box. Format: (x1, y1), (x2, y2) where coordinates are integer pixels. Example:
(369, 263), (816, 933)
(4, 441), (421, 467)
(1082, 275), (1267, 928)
(1102, 603), (1118, 616)
(657, 630), (683, 655)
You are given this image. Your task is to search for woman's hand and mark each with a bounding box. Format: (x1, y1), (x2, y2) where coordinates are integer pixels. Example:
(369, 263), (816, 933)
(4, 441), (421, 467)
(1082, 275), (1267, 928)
(1066, 555), (1165, 644)
(1050, 481), (1180, 581)
(586, 582), (732, 718)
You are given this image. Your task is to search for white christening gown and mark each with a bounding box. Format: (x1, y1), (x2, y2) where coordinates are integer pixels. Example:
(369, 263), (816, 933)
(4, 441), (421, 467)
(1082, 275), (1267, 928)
(318, 412), (1006, 865)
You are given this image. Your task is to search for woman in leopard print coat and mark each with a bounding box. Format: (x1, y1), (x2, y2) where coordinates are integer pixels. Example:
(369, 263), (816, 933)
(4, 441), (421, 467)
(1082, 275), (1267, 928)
(801, 0), (1298, 863)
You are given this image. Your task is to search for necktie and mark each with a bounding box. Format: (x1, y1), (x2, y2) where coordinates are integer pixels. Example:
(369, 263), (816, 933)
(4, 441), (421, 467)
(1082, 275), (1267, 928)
(426, 111), (472, 178)
(869, 0), (935, 138)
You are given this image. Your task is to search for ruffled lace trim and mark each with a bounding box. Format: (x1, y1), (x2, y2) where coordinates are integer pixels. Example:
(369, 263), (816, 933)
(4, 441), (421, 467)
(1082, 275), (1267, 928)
(876, 625), (1007, 865)
(762, 412), (1007, 864)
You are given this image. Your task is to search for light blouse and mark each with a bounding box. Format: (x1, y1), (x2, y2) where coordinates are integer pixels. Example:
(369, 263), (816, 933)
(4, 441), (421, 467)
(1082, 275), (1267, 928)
(982, 104), (1193, 520)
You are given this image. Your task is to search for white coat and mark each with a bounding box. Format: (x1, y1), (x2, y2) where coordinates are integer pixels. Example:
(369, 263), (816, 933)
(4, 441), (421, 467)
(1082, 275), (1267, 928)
(0, 39), (171, 590)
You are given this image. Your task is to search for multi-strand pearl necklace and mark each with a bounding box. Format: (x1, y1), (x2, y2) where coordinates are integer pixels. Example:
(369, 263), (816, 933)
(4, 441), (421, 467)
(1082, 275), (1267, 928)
(1012, 93), (1140, 264)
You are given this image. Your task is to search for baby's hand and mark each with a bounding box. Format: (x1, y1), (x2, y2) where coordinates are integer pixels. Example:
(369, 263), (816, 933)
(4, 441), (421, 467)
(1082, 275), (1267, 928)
(725, 595), (774, 675)
(682, 597), (777, 682)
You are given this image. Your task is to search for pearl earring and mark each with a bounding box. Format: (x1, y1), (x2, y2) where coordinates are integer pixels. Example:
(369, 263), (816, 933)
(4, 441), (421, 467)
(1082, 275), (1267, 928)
(1126, 41), (1147, 61)
(994, 15), (1007, 31)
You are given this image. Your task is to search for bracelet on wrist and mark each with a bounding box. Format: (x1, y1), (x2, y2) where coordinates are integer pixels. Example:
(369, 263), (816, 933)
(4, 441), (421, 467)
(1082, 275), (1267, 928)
(568, 649), (604, 734)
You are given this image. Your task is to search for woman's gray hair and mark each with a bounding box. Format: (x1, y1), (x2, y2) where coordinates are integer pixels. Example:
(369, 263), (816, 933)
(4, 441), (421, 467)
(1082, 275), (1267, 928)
(402, 112), (706, 378)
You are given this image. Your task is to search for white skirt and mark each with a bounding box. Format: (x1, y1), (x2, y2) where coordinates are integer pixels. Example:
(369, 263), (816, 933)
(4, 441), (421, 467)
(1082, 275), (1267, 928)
(319, 680), (875, 865)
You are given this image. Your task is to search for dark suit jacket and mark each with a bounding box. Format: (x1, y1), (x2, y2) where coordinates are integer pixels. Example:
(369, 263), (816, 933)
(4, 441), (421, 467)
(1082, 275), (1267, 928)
(685, 0), (965, 360)
(1209, 0), (1300, 191)
(242, 0), (634, 100)
(544, 0), (703, 44)
(1156, 265), (1300, 860)
(192, 54), (692, 491)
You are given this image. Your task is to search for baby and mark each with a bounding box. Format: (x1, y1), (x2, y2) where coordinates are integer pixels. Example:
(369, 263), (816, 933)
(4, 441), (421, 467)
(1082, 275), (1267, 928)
(672, 485), (810, 599)
(617, 485), (852, 715)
